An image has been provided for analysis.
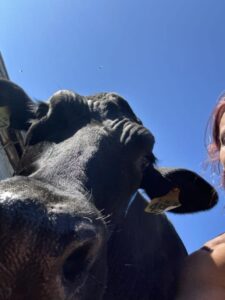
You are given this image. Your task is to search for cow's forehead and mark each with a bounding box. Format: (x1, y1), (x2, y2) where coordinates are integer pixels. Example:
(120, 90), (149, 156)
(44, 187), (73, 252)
(85, 92), (142, 123)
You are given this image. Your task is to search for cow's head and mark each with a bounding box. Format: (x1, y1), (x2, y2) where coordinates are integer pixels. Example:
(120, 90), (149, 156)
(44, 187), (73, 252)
(0, 79), (218, 300)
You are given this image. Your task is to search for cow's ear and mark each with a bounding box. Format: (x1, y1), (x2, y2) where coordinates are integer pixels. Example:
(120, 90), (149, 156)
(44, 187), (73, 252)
(140, 166), (218, 214)
(0, 79), (35, 130)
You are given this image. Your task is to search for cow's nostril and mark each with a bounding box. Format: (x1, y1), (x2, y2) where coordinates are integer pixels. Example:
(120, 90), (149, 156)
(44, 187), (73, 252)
(63, 242), (92, 282)
(62, 224), (104, 284)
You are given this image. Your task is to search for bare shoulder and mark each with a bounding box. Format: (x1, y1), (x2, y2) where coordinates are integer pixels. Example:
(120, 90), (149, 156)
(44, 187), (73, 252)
(204, 232), (225, 249)
(176, 233), (225, 299)
(187, 232), (225, 286)
(202, 233), (225, 282)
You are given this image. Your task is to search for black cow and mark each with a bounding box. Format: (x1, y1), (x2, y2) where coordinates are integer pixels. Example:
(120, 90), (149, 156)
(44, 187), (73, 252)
(0, 79), (218, 300)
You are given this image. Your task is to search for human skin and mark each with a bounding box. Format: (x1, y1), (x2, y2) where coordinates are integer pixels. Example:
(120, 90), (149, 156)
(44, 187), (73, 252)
(176, 112), (225, 300)
(219, 112), (225, 166)
(176, 233), (225, 300)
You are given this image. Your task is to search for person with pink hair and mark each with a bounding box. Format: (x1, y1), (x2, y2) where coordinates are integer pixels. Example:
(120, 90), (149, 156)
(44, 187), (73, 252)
(176, 96), (225, 299)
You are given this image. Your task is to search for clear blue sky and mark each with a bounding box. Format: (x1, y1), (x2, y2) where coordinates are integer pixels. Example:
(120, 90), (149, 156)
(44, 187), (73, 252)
(1, 0), (225, 253)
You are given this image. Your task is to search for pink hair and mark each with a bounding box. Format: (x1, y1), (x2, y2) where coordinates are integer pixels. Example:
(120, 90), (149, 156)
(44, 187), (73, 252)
(208, 95), (225, 186)
(208, 95), (225, 161)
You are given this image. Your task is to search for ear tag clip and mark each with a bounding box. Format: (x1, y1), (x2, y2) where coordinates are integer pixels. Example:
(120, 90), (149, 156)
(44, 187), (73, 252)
(145, 188), (181, 214)
(0, 107), (10, 129)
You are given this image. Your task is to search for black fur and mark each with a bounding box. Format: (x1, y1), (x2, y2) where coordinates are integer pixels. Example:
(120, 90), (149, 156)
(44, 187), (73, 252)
(0, 79), (218, 300)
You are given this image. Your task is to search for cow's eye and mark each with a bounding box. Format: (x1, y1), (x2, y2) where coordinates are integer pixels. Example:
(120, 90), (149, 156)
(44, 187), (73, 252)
(141, 157), (150, 169)
(138, 155), (153, 172)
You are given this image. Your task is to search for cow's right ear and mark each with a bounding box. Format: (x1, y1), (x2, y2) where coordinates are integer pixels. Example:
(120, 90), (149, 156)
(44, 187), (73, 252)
(140, 166), (218, 214)
(0, 79), (35, 130)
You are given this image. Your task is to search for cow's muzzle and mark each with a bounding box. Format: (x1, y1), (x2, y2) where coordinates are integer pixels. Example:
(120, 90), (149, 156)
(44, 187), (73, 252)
(0, 197), (107, 299)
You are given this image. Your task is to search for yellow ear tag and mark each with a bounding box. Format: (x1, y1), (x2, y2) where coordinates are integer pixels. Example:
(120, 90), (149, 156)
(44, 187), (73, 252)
(145, 188), (181, 214)
(0, 107), (10, 128)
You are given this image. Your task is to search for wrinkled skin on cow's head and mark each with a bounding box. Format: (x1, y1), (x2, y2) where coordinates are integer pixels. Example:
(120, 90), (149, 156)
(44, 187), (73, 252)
(0, 79), (218, 300)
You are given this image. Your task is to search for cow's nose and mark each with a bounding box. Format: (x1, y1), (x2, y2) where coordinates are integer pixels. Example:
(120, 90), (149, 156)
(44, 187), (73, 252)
(0, 199), (106, 280)
(61, 219), (106, 284)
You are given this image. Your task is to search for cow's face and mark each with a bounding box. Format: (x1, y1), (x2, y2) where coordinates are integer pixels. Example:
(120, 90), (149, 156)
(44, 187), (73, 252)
(0, 79), (218, 300)
(24, 91), (156, 219)
(0, 178), (107, 300)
